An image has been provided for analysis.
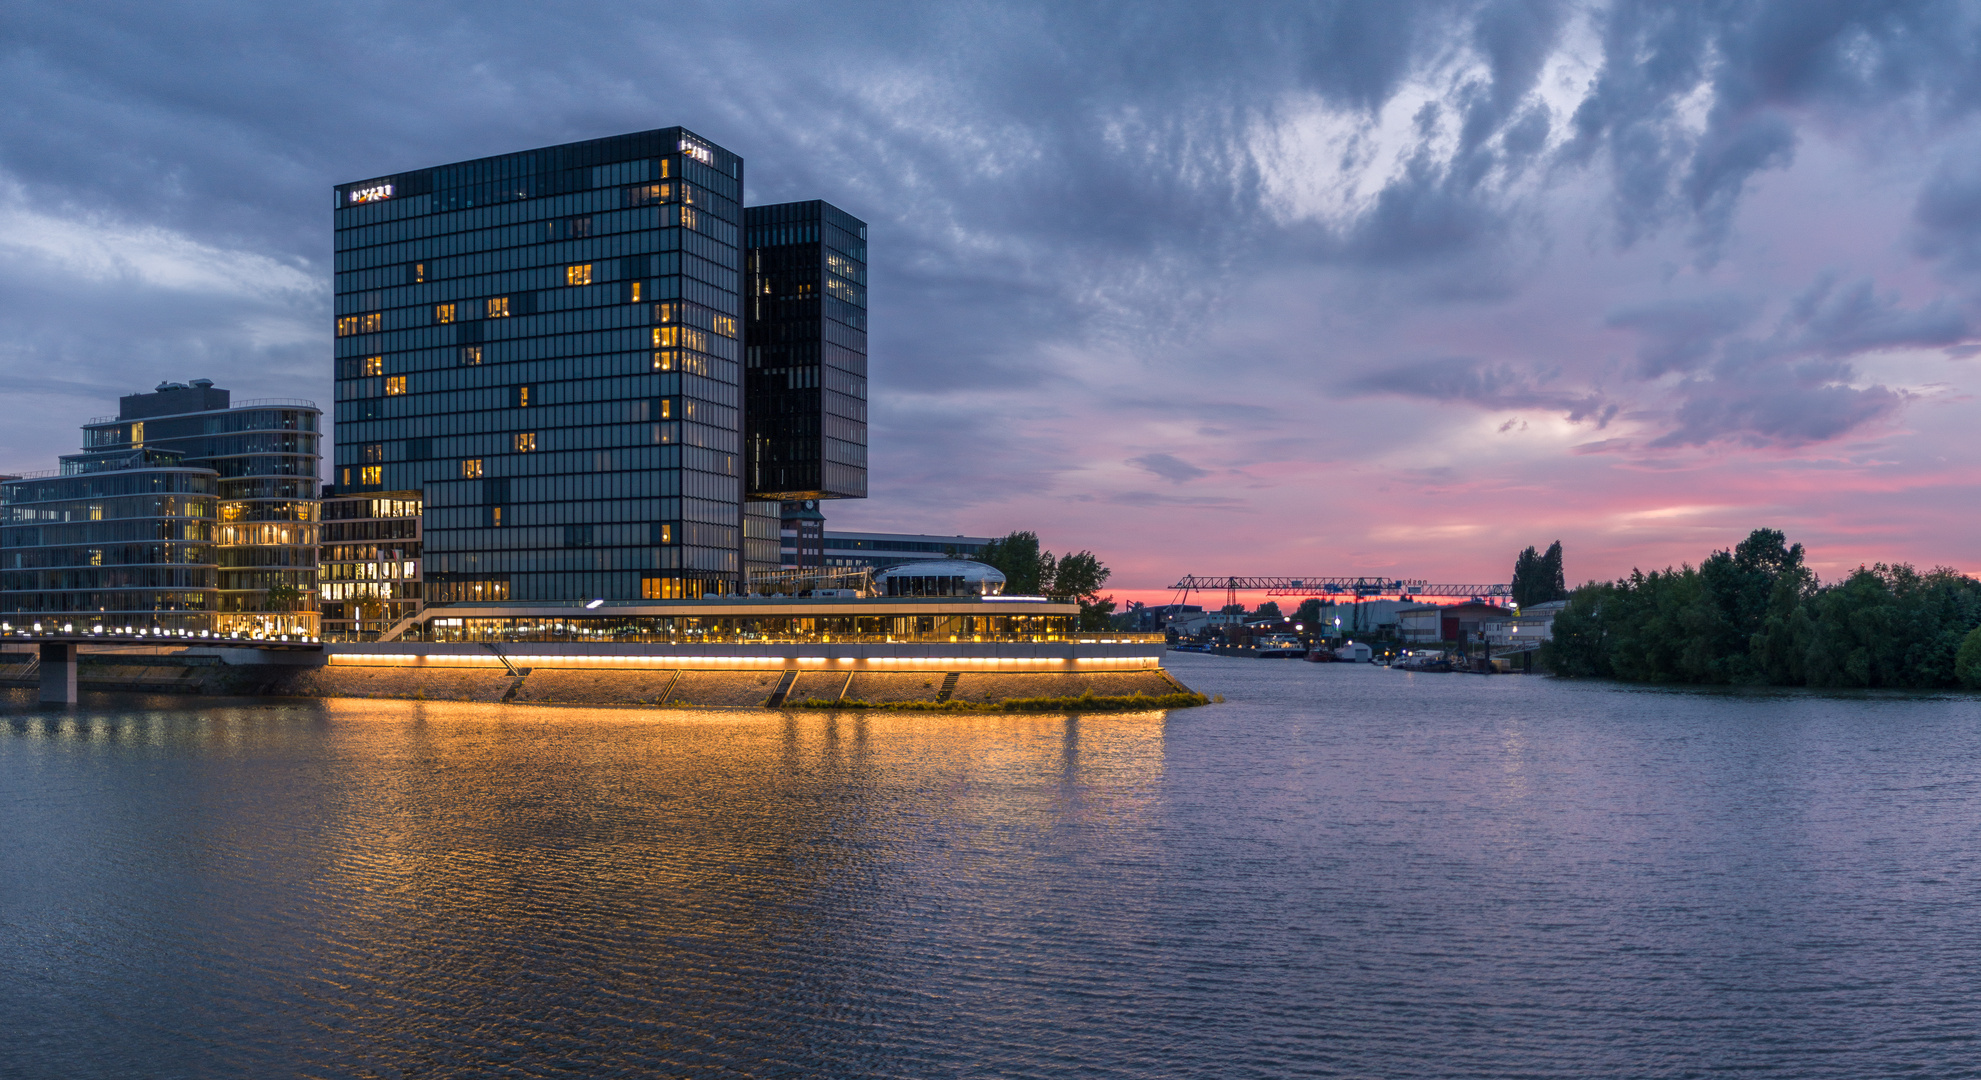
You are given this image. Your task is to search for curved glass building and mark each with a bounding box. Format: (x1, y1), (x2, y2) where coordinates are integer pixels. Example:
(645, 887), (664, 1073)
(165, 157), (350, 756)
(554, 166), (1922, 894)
(77, 382), (322, 636)
(0, 449), (220, 633)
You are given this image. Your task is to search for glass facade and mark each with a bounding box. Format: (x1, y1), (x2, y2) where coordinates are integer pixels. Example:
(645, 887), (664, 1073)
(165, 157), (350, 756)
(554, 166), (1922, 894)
(418, 610), (1077, 644)
(743, 498), (781, 577)
(319, 491), (423, 640)
(744, 200), (868, 501)
(334, 128), (747, 602)
(820, 531), (993, 570)
(77, 382), (322, 636)
(0, 451), (220, 632)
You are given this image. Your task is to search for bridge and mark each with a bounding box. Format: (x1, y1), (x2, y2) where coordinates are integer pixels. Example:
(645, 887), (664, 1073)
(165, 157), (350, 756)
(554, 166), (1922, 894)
(1168, 575), (1513, 609)
(0, 626), (321, 703)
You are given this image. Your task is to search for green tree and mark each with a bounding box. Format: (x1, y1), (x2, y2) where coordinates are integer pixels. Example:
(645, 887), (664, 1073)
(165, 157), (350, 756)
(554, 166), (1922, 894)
(1511, 546), (1542, 607)
(979, 531), (1048, 595)
(1541, 581), (1616, 677)
(1252, 600), (1282, 621)
(1512, 542), (1568, 606)
(1957, 626), (1981, 688)
(1294, 598), (1324, 626)
(1539, 541), (1567, 602)
(1047, 550), (1116, 630)
(1539, 528), (1981, 689)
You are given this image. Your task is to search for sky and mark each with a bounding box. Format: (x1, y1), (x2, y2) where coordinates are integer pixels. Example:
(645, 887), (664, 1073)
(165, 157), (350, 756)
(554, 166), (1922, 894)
(5, 1), (1981, 606)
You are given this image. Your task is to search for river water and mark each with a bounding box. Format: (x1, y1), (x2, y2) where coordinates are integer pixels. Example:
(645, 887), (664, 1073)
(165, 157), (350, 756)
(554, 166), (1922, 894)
(5, 653), (1981, 1078)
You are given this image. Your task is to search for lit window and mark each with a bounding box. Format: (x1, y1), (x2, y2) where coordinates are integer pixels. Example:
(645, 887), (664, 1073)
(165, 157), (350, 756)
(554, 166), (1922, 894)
(488, 297), (510, 318)
(385, 376), (407, 396)
(461, 459), (482, 479)
(414, 262), (425, 283)
(653, 326), (707, 351)
(629, 281), (643, 303)
(658, 398), (672, 419)
(363, 356), (383, 376)
(659, 524), (673, 544)
(491, 506), (503, 527)
(460, 346), (481, 366)
(652, 351), (674, 371)
(567, 264), (592, 286)
(713, 315), (736, 338)
(517, 386), (530, 407)
(336, 316), (359, 336)
(362, 313), (380, 333)
(362, 443), (384, 463)
(435, 303), (456, 324)
(360, 466), (382, 485)
(514, 432), (536, 453)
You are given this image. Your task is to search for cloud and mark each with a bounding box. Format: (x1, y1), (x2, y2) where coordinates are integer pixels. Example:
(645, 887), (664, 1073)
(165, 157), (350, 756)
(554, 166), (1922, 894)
(1127, 452), (1211, 483)
(1653, 368), (1906, 449)
(1606, 294), (1758, 378)
(5, 0), (1981, 588)
(1345, 357), (1615, 425)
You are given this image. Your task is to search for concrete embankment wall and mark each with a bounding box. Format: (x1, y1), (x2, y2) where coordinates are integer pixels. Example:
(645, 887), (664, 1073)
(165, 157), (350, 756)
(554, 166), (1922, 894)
(0, 651), (1193, 708)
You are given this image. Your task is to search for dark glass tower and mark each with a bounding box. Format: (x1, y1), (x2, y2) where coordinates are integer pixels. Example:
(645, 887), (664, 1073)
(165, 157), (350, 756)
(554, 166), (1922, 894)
(333, 128), (746, 601)
(744, 201), (868, 502)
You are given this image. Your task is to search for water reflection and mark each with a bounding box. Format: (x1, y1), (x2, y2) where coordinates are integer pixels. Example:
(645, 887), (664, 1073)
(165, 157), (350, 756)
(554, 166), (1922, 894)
(1, 697), (1167, 1077)
(10, 666), (1981, 1078)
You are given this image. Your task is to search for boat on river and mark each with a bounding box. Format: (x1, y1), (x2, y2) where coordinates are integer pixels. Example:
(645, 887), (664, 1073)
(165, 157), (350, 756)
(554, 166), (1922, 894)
(1254, 634), (1307, 658)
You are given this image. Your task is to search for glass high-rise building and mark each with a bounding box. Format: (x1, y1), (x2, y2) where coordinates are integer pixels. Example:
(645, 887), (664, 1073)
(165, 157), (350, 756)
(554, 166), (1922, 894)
(77, 382), (321, 635)
(1, 450), (220, 633)
(744, 200), (868, 503)
(333, 128), (746, 602)
(3, 380), (320, 636)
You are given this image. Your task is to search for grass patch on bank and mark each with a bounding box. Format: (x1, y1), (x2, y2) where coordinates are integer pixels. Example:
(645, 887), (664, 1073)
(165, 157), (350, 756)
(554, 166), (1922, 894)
(787, 690), (1210, 713)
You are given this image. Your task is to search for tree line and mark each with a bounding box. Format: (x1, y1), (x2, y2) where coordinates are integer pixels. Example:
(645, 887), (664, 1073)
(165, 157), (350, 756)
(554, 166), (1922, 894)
(1542, 528), (1981, 689)
(976, 531), (1116, 630)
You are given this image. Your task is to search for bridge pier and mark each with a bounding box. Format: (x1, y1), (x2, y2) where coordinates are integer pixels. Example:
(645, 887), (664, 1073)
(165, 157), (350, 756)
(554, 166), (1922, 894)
(39, 642), (78, 704)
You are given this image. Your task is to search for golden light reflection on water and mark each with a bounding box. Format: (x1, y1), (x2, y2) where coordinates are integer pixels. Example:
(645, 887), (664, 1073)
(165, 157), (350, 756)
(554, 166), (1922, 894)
(2, 696), (1170, 1072)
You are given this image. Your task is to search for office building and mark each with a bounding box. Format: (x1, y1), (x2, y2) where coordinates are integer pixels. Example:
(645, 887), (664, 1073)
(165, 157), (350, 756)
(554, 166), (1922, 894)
(334, 128), (746, 603)
(743, 200), (868, 505)
(73, 382), (321, 636)
(820, 530), (994, 571)
(1, 449), (219, 633)
(780, 499), (826, 568)
(319, 490), (423, 640)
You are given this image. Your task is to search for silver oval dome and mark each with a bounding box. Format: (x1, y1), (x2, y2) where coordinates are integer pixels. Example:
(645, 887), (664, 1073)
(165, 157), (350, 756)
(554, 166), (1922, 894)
(874, 559), (1007, 597)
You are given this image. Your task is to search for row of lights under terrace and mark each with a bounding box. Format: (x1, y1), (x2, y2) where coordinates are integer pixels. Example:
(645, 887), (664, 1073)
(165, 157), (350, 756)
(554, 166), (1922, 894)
(2, 126), (885, 640)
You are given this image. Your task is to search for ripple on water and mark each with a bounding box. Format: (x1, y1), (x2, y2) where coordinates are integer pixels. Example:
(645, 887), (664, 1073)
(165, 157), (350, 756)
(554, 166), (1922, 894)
(4, 658), (1981, 1077)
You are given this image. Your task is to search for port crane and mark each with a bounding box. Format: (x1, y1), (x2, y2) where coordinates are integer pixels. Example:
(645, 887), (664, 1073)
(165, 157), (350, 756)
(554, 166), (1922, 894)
(1168, 575), (1512, 611)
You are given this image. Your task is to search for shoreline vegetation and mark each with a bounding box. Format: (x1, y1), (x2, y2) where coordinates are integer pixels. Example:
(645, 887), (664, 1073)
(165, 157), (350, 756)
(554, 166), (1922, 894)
(1544, 528), (1981, 689)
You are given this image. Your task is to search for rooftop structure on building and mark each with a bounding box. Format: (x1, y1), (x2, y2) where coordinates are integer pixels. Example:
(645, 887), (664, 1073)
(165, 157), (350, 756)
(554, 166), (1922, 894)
(820, 529), (995, 571)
